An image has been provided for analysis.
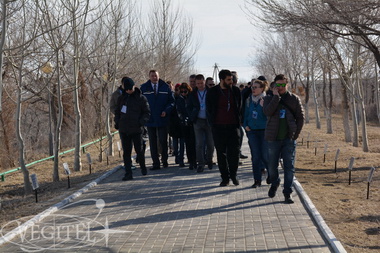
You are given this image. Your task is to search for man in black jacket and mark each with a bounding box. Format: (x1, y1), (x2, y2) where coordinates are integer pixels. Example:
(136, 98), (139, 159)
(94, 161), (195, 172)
(206, 69), (242, 186)
(115, 77), (151, 181)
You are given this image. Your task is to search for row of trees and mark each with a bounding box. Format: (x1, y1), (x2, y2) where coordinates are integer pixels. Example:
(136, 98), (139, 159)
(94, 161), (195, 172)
(245, 0), (380, 152)
(0, 0), (197, 194)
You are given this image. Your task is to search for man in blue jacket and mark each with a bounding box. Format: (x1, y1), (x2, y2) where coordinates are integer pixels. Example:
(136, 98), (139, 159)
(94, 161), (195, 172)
(140, 70), (175, 170)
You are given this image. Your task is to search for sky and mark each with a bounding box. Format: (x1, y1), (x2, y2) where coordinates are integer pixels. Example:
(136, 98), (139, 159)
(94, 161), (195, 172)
(142, 0), (260, 83)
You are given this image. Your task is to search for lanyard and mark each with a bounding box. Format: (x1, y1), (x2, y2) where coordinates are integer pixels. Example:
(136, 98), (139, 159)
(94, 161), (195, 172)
(220, 88), (231, 111)
(198, 90), (206, 103)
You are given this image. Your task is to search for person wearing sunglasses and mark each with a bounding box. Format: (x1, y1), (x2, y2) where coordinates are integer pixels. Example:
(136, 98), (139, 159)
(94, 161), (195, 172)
(243, 79), (268, 189)
(176, 83), (197, 170)
(205, 77), (215, 88)
(114, 77), (151, 180)
(168, 83), (185, 167)
(263, 74), (305, 204)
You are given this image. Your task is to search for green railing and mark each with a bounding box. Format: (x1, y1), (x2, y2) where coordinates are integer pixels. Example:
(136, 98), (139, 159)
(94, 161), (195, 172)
(0, 131), (118, 182)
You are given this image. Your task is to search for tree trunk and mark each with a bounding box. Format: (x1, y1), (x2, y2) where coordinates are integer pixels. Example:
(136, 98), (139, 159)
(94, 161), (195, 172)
(311, 71), (321, 129)
(357, 70), (369, 152)
(376, 63), (380, 125)
(341, 81), (352, 142)
(16, 85), (33, 195)
(350, 92), (359, 147)
(73, 8), (82, 172)
(53, 52), (63, 181)
(0, 0), (7, 113)
(304, 103), (309, 124)
(326, 69), (333, 134)
(359, 100), (369, 152)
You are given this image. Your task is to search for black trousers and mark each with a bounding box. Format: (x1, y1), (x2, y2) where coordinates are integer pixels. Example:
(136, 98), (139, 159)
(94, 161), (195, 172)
(119, 132), (146, 175)
(182, 125), (196, 167)
(147, 126), (168, 168)
(212, 125), (241, 182)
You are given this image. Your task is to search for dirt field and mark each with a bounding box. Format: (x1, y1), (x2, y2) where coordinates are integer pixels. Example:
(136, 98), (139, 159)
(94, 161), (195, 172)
(0, 113), (379, 252)
(295, 115), (380, 253)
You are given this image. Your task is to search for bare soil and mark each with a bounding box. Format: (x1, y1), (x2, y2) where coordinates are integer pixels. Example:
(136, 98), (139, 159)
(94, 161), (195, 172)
(0, 113), (379, 252)
(295, 115), (380, 253)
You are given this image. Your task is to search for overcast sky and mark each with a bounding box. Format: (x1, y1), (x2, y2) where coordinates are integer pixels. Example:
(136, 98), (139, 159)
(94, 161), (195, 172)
(142, 0), (260, 83)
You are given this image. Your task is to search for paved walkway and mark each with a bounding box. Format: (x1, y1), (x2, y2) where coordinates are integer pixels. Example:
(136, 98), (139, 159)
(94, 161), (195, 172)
(0, 140), (335, 252)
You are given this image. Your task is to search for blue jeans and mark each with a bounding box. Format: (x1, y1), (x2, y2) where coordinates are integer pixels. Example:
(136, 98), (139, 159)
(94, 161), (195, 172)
(246, 130), (267, 181)
(267, 138), (296, 194)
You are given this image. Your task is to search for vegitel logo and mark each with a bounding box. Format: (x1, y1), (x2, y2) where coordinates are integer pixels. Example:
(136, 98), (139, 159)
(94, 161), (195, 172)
(0, 199), (129, 252)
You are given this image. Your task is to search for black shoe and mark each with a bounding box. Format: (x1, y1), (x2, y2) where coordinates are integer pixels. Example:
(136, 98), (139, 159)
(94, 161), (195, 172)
(163, 162), (168, 168)
(251, 180), (261, 188)
(197, 166), (204, 173)
(141, 167), (147, 176)
(231, 177), (239, 186)
(284, 194), (294, 204)
(150, 166), (161, 170)
(219, 181), (229, 187)
(239, 161), (243, 165)
(208, 163), (213, 170)
(240, 153), (248, 159)
(268, 182), (280, 198)
(189, 164), (194, 170)
(179, 163), (185, 167)
(266, 176), (271, 185)
(122, 174), (133, 181)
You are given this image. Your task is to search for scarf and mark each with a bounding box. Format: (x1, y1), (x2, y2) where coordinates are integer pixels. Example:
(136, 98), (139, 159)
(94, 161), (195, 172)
(250, 92), (266, 105)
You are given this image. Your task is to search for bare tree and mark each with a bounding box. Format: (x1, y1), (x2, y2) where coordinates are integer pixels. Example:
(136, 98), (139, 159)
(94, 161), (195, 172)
(144, 0), (198, 82)
(6, 0), (42, 194)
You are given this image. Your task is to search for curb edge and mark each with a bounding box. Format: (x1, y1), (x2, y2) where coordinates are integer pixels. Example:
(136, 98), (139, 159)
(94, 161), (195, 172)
(0, 165), (122, 246)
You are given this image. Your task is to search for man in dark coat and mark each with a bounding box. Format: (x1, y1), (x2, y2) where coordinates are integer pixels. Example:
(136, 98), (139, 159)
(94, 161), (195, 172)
(115, 77), (151, 180)
(263, 74), (305, 203)
(206, 69), (242, 187)
(140, 70), (175, 170)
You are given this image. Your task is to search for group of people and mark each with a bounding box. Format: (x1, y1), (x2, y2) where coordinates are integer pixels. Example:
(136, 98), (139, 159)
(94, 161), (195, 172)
(112, 69), (304, 204)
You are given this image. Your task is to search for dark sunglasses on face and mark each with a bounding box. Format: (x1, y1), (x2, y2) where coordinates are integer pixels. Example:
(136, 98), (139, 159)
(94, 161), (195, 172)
(251, 86), (260, 90)
(276, 83), (287, 87)
(180, 90), (188, 94)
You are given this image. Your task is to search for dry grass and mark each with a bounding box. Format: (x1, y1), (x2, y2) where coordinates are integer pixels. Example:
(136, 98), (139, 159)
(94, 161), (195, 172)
(296, 114), (380, 253)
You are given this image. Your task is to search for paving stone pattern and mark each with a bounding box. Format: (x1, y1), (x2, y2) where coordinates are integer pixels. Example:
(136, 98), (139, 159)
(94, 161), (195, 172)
(0, 141), (332, 253)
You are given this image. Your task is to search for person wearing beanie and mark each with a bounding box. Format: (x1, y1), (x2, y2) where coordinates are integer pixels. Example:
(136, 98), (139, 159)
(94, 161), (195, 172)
(257, 76), (266, 82)
(114, 77), (151, 180)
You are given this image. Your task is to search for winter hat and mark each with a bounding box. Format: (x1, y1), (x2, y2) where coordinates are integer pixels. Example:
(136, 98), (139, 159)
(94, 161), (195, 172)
(122, 77), (135, 90)
(175, 83), (181, 89)
(257, 76), (266, 81)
